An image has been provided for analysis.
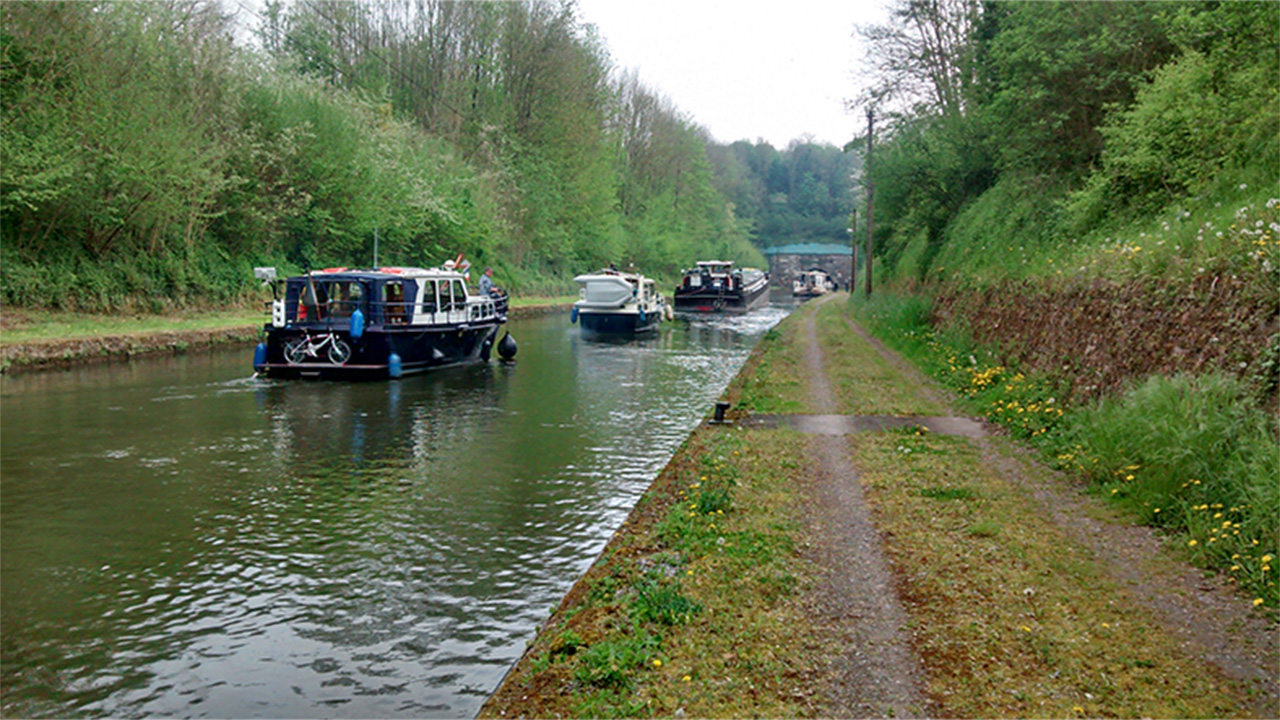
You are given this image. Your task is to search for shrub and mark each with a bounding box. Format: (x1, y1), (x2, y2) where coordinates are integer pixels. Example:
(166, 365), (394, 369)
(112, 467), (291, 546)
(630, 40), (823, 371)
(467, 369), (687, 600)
(1056, 372), (1279, 607)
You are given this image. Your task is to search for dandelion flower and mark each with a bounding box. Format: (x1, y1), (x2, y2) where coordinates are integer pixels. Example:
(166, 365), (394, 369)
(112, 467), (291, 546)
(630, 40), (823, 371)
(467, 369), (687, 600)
(683, 675), (692, 682)
(1188, 539), (1198, 547)
(1254, 598), (1265, 607)
(653, 659), (662, 668)
(1263, 555), (1274, 563)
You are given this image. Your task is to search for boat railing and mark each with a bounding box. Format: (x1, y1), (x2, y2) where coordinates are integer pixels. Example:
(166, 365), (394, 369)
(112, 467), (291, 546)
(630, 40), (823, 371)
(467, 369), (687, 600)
(376, 300), (412, 325)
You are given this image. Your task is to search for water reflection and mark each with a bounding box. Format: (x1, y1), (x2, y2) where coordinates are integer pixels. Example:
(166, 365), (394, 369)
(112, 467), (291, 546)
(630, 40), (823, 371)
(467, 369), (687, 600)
(0, 306), (790, 718)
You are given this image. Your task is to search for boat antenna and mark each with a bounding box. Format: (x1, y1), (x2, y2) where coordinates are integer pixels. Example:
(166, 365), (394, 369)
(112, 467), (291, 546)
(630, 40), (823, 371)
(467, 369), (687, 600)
(373, 227), (379, 268)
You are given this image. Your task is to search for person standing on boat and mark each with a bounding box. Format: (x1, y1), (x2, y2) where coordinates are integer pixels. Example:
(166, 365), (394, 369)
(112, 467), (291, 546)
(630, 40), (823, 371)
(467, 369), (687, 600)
(479, 266), (496, 296)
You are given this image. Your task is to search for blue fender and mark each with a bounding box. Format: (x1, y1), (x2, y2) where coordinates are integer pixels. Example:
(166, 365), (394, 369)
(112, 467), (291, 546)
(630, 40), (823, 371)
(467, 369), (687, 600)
(388, 352), (403, 378)
(350, 308), (365, 339)
(570, 306), (579, 324)
(253, 342), (268, 372)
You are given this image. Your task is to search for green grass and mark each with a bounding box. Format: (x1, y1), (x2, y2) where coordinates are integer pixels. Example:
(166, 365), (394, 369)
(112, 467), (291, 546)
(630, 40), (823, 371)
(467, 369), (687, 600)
(811, 299), (946, 416)
(509, 294), (578, 308)
(480, 428), (827, 719)
(1052, 373), (1280, 609)
(0, 295), (577, 345)
(852, 428), (1249, 718)
(730, 314), (811, 414)
(927, 178), (1278, 295)
(484, 292), (1267, 718)
(0, 308), (265, 344)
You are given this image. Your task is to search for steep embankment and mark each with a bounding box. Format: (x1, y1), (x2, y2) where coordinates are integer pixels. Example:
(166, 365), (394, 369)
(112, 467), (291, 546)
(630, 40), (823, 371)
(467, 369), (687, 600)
(931, 275), (1279, 404)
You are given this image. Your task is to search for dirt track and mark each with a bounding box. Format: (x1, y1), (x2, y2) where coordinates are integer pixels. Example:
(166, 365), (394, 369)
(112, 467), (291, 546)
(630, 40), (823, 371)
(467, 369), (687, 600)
(794, 294), (933, 717)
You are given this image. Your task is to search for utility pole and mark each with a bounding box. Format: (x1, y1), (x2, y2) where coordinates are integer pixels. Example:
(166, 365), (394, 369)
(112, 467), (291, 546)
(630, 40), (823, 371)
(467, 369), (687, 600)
(865, 107), (875, 297)
(847, 208), (857, 293)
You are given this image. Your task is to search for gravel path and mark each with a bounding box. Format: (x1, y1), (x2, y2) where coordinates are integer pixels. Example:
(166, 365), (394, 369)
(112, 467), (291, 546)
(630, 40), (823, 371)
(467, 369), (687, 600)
(795, 296), (935, 718)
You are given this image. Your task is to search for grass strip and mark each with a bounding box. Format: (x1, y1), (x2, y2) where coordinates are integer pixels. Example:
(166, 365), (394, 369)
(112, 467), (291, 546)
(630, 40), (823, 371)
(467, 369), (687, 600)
(479, 425), (834, 719)
(730, 303), (814, 415)
(851, 426), (1251, 718)
(811, 300), (945, 416)
(0, 308), (264, 345)
(1, 295), (578, 346)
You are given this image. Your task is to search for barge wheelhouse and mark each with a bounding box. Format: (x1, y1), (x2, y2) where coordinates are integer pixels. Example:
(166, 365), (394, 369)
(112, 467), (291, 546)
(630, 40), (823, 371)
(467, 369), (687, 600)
(672, 261), (768, 313)
(253, 266), (508, 380)
(571, 269), (670, 335)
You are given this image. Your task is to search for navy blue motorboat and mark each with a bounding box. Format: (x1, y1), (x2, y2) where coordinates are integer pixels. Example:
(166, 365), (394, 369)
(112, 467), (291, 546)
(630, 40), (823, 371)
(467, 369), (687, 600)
(252, 264), (510, 379)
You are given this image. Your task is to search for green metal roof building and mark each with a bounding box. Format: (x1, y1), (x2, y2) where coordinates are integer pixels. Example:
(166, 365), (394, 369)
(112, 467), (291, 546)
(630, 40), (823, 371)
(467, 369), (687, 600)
(761, 243), (854, 289)
(760, 243), (854, 257)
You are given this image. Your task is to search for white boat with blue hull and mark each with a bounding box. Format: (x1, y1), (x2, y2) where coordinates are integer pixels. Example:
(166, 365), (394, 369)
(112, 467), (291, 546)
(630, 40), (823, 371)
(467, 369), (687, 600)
(252, 264), (514, 380)
(570, 269), (671, 335)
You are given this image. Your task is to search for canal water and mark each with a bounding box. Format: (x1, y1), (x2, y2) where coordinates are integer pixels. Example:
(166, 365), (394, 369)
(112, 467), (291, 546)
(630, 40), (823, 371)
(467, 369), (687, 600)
(0, 301), (793, 719)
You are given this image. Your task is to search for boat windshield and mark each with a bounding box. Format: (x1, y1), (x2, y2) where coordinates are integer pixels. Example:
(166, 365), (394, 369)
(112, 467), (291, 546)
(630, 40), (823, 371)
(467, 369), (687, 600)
(289, 278), (365, 322)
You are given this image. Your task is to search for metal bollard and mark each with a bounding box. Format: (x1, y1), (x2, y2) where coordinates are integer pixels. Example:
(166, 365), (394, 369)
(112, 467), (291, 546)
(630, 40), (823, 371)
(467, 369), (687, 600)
(712, 401), (730, 424)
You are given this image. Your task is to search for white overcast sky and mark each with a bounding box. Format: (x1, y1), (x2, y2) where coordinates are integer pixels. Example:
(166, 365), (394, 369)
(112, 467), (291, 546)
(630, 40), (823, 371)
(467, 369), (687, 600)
(575, 0), (890, 149)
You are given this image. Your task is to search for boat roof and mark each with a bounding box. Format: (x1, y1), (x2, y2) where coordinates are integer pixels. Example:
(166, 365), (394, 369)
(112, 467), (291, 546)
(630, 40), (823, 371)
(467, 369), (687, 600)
(695, 260), (733, 268)
(287, 266), (470, 281)
(575, 269), (651, 284)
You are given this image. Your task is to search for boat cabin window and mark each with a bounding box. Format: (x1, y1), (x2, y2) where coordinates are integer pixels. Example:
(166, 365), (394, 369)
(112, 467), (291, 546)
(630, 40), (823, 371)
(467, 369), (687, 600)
(448, 279), (467, 311)
(288, 281), (321, 322)
(321, 280), (363, 319)
(290, 279), (365, 322)
(421, 280), (439, 315)
(382, 281), (409, 324)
